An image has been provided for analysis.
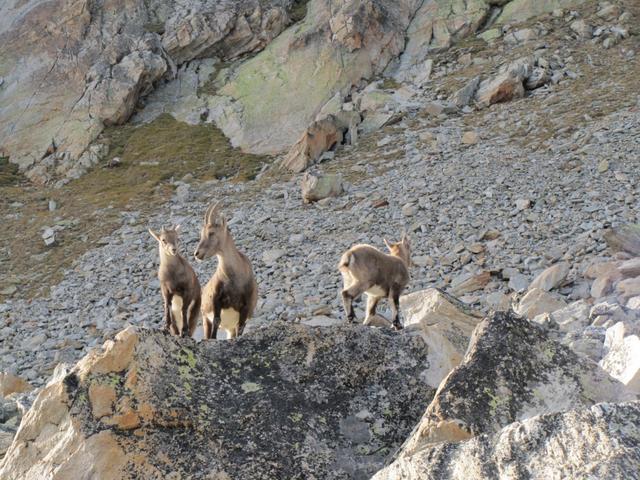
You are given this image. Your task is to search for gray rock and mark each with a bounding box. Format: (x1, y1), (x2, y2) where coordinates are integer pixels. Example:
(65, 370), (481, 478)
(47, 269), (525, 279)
(301, 172), (344, 204)
(508, 273), (530, 293)
(375, 402), (640, 480)
(0, 325), (435, 479)
(529, 262), (570, 292)
(570, 19), (593, 38)
(396, 311), (634, 455)
(451, 76), (481, 108)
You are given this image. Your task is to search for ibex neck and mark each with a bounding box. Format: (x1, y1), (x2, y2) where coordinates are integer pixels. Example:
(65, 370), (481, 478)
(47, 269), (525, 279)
(392, 253), (410, 269)
(216, 238), (241, 270)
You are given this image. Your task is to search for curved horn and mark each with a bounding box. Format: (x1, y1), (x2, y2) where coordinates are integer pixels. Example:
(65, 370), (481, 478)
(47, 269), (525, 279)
(203, 204), (214, 224)
(206, 201), (222, 225)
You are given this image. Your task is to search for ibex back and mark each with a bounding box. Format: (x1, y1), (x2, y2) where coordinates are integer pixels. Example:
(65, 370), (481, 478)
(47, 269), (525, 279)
(339, 235), (411, 330)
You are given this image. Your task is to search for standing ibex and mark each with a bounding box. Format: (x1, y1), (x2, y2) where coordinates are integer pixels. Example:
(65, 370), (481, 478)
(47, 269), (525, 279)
(339, 235), (411, 330)
(194, 202), (258, 339)
(149, 225), (201, 337)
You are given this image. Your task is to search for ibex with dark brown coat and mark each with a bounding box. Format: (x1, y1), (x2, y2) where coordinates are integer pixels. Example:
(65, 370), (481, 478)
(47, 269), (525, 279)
(194, 202), (258, 339)
(339, 235), (411, 330)
(149, 225), (201, 337)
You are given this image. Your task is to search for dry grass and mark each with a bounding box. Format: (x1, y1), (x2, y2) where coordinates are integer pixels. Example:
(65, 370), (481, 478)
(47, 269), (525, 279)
(0, 115), (270, 300)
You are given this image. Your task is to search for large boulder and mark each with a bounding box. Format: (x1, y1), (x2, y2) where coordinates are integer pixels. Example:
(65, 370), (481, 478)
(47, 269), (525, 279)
(300, 172), (345, 203)
(0, 324), (438, 479)
(398, 311), (634, 455)
(208, 0), (421, 154)
(373, 401), (640, 480)
(475, 57), (534, 108)
(401, 289), (483, 388)
(281, 114), (349, 173)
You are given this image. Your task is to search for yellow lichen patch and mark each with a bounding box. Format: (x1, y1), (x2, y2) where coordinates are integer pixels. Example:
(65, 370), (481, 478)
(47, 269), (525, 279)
(88, 382), (117, 419)
(241, 382), (262, 393)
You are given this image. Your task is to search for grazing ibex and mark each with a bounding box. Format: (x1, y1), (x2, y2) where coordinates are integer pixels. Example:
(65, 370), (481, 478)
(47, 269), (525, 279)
(194, 202), (258, 339)
(339, 235), (411, 330)
(149, 225), (201, 337)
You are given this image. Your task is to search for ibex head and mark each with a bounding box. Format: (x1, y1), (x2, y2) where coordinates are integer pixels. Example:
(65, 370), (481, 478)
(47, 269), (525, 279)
(194, 202), (229, 261)
(149, 225), (181, 256)
(384, 234), (412, 268)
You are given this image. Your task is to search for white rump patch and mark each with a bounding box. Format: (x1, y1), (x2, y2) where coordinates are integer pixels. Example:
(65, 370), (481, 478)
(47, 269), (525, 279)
(366, 285), (387, 297)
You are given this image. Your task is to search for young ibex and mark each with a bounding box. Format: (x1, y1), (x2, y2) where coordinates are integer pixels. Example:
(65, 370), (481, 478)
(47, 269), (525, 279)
(194, 202), (258, 339)
(339, 235), (411, 330)
(149, 225), (201, 337)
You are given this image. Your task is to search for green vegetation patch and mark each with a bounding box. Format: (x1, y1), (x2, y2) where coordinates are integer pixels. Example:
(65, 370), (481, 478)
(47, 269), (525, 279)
(0, 156), (20, 186)
(101, 113), (268, 182)
(290, 0), (311, 23)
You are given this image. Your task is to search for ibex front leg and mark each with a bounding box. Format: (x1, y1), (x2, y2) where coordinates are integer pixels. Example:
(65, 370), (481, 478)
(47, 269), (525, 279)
(389, 288), (403, 331)
(162, 287), (175, 334)
(181, 299), (190, 338)
(211, 296), (223, 340)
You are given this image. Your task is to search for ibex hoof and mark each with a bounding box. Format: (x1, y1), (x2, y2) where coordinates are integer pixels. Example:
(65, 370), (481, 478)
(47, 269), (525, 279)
(392, 322), (403, 331)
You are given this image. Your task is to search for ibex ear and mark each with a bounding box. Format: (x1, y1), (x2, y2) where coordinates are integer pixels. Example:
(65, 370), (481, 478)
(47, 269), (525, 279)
(402, 233), (410, 247)
(384, 238), (392, 250)
(148, 229), (160, 242)
(173, 224), (181, 233)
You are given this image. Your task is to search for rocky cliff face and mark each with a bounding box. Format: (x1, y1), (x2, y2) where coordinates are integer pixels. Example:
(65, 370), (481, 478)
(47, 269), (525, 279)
(0, 0), (595, 183)
(0, 0), (295, 181)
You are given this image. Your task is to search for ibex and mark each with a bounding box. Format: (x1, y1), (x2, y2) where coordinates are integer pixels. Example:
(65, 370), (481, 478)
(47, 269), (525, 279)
(194, 202), (258, 339)
(149, 225), (201, 337)
(339, 235), (411, 330)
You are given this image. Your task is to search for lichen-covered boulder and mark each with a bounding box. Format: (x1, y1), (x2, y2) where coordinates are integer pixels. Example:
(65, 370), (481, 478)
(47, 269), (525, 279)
(374, 401), (640, 480)
(398, 311), (634, 455)
(0, 324), (437, 480)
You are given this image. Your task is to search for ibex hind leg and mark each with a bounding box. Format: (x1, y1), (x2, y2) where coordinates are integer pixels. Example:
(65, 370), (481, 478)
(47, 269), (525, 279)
(187, 298), (200, 338)
(342, 282), (367, 323)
